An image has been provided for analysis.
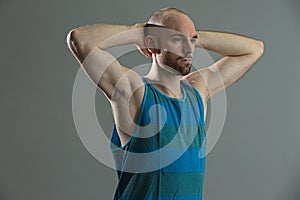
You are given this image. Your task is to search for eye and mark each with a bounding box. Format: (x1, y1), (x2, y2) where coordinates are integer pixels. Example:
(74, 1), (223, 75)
(171, 37), (182, 42)
(191, 38), (197, 44)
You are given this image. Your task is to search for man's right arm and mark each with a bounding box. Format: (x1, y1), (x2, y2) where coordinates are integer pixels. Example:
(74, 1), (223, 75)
(66, 24), (146, 100)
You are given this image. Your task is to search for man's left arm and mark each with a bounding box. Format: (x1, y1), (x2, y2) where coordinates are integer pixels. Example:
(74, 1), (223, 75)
(185, 30), (264, 101)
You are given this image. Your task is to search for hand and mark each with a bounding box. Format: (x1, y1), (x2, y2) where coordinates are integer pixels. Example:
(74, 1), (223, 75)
(134, 23), (152, 58)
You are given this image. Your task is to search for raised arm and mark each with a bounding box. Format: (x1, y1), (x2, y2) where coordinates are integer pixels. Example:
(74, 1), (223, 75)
(66, 24), (151, 144)
(66, 24), (147, 100)
(185, 30), (264, 101)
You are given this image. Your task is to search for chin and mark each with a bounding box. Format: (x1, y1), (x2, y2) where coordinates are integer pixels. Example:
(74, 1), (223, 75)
(179, 65), (192, 76)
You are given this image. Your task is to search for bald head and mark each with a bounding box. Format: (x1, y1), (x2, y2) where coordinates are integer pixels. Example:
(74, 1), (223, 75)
(147, 8), (187, 26)
(144, 8), (196, 37)
(142, 8), (198, 75)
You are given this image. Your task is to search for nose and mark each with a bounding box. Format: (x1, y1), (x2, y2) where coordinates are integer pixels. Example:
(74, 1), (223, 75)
(182, 38), (194, 56)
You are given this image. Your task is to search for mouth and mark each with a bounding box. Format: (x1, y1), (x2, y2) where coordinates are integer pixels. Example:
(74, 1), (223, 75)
(179, 58), (192, 65)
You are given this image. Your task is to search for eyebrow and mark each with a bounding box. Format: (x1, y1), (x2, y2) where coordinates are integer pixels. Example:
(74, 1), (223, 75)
(171, 33), (198, 39)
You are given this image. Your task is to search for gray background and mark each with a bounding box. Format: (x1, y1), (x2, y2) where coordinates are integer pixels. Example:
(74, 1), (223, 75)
(1, 0), (299, 199)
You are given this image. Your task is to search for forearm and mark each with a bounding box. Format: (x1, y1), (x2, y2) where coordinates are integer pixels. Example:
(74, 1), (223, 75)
(68, 24), (143, 56)
(196, 30), (264, 56)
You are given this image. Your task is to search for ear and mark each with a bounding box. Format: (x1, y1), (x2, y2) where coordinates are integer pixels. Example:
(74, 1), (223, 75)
(145, 35), (160, 54)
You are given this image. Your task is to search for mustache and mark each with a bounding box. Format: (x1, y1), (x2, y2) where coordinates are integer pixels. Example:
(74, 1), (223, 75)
(177, 56), (193, 60)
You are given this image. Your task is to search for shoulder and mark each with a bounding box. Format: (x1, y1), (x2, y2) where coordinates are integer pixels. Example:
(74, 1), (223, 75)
(181, 72), (209, 104)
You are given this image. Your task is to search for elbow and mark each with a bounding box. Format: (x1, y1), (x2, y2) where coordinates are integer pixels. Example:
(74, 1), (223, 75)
(66, 29), (74, 47)
(249, 40), (264, 58)
(256, 40), (265, 56)
(66, 29), (77, 53)
(66, 29), (87, 62)
(66, 29), (81, 54)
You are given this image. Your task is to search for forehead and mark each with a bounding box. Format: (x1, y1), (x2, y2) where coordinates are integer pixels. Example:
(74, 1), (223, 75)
(161, 12), (196, 37)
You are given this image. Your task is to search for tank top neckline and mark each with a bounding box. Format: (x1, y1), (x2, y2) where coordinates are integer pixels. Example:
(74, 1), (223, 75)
(142, 76), (187, 101)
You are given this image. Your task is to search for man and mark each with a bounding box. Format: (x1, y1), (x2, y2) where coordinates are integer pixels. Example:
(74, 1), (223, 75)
(67, 7), (264, 200)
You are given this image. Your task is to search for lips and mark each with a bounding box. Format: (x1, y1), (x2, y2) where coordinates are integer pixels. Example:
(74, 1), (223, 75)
(180, 58), (192, 64)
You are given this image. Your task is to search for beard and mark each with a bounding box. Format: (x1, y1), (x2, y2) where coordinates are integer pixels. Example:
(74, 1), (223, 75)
(159, 51), (192, 76)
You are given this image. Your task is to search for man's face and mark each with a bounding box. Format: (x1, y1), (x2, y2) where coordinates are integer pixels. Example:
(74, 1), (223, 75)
(155, 13), (198, 76)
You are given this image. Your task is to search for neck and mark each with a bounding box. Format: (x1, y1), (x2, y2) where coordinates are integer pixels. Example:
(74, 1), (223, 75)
(145, 59), (183, 98)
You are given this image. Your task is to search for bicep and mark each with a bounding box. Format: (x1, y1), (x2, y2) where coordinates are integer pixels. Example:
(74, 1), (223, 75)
(198, 52), (263, 99)
(83, 47), (145, 101)
(68, 30), (143, 100)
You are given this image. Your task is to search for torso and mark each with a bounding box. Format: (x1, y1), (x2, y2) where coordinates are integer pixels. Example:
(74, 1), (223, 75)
(111, 77), (208, 147)
(110, 76), (207, 199)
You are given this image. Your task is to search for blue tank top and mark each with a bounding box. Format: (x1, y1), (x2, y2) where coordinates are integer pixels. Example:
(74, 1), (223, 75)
(110, 76), (206, 200)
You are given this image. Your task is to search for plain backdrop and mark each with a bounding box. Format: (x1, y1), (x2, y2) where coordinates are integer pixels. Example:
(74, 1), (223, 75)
(1, 0), (300, 199)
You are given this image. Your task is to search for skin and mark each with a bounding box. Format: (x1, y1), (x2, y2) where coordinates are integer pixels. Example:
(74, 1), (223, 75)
(144, 12), (199, 97)
(151, 12), (197, 75)
(67, 10), (264, 147)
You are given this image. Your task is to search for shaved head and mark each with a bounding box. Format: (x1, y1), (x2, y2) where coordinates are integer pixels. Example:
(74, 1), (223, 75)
(144, 8), (195, 37)
(143, 8), (197, 76)
(146, 8), (187, 26)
